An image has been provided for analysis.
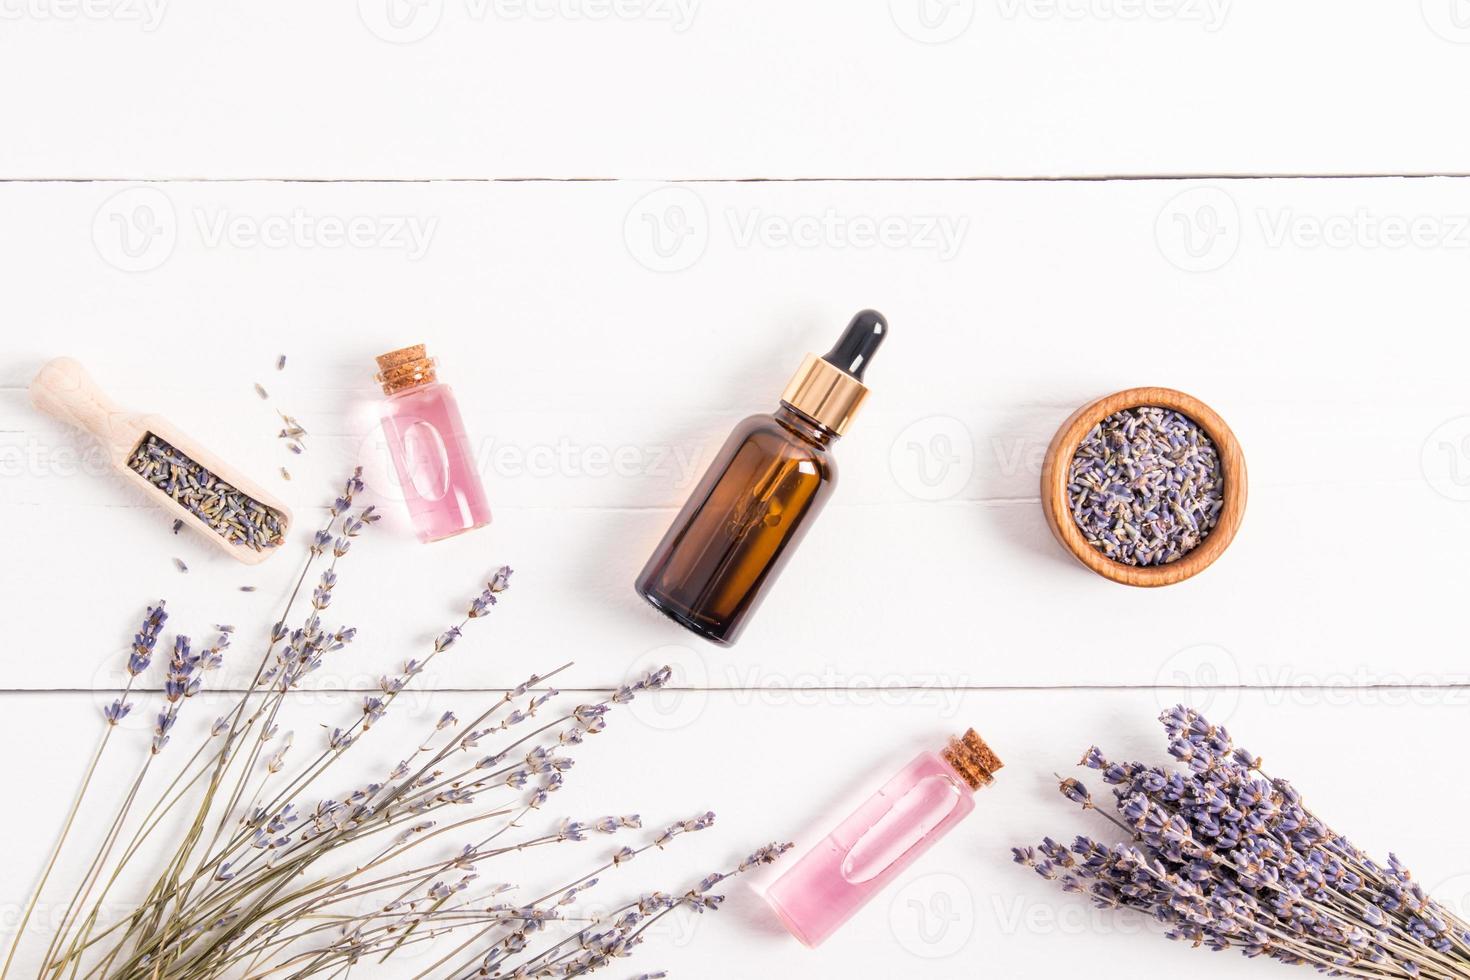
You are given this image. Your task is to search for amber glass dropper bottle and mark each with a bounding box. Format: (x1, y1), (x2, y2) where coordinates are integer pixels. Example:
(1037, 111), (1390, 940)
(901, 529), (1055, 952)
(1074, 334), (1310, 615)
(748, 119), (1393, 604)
(635, 310), (888, 646)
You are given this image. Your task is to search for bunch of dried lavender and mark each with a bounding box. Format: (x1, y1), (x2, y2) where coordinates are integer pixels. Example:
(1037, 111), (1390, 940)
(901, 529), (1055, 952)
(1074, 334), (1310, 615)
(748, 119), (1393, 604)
(6, 469), (787, 980)
(1015, 706), (1470, 978)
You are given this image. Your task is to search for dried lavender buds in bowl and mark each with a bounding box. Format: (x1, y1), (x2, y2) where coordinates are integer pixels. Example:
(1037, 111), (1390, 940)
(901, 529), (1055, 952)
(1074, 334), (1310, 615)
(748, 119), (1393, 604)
(1068, 407), (1223, 567)
(1041, 387), (1246, 587)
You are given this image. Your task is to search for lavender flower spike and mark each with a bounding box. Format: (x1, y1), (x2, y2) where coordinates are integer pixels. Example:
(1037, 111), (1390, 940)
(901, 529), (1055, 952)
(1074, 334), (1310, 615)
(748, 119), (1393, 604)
(127, 601), (168, 676)
(105, 603), (169, 724)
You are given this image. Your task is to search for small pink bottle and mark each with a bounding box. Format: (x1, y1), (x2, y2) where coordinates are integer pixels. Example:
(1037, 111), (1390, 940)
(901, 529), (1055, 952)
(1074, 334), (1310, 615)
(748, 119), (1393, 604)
(374, 344), (492, 542)
(764, 729), (1002, 948)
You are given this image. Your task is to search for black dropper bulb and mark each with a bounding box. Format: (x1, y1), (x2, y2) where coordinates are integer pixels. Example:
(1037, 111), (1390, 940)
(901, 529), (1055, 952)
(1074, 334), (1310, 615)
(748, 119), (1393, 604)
(821, 309), (888, 381)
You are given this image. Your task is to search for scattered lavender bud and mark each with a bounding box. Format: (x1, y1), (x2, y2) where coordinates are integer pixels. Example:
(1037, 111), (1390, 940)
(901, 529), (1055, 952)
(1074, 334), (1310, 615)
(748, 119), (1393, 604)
(276, 354), (286, 371)
(254, 383), (269, 400)
(171, 518), (183, 535)
(277, 412), (307, 440)
(173, 557), (188, 573)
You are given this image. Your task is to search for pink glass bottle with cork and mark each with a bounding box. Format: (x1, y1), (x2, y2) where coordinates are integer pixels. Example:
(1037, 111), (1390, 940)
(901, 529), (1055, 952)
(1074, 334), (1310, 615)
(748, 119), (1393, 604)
(763, 729), (1002, 948)
(374, 344), (492, 542)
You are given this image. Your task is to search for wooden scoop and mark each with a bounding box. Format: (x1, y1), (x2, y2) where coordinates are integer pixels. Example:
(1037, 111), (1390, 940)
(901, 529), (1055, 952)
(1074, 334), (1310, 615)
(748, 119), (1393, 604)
(30, 357), (293, 565)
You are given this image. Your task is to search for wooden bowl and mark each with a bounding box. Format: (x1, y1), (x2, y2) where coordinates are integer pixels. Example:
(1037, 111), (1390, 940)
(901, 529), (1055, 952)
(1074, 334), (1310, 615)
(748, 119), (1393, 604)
(1040, 387), (1246, 587)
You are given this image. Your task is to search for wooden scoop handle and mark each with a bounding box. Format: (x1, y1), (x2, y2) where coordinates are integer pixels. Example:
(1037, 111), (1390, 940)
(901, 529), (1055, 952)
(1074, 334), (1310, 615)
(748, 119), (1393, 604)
(30, 357), (145, 467)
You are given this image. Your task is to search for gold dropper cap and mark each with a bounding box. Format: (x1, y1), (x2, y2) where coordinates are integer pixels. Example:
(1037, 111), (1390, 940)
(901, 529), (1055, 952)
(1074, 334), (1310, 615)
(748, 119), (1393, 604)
(778, 310), (888, 436)
(375, 344), (437, 395)
(780, 355), (869, 436)
(943, 729), (1003, 790)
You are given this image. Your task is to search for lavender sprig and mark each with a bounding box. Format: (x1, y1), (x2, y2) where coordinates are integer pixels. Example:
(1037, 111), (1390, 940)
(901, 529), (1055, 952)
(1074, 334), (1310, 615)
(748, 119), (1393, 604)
(1017, 706), (1470, 979)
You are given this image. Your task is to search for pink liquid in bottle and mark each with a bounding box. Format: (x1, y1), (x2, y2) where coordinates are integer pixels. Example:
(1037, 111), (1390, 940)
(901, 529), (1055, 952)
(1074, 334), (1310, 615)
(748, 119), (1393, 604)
(375, 345), (492, 543)
(764, 729), (1001, 948)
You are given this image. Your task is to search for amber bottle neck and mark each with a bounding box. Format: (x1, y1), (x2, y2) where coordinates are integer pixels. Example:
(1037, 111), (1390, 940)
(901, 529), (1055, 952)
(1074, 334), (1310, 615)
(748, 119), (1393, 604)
(775, 404), (839, 448)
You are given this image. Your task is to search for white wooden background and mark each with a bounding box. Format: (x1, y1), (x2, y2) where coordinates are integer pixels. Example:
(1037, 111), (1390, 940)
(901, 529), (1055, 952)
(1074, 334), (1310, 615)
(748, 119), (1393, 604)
(4, 3), (1470, 977)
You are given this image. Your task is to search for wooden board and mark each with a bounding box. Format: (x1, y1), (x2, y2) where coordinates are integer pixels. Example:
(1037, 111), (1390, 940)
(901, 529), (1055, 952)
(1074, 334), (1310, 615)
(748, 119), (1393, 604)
(3, 10), (1470, 976)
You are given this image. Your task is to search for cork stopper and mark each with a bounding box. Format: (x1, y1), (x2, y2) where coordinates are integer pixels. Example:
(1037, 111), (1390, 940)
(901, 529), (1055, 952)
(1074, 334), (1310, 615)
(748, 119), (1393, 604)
(942, 728), (1003, 790)
(375, 344), (437, 395)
